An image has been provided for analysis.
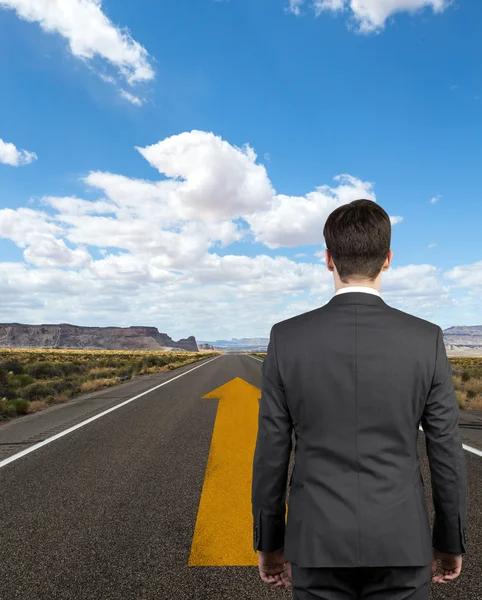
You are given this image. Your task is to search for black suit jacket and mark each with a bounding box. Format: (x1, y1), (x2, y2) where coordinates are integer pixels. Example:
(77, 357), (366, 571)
(251, 291), (467, 567)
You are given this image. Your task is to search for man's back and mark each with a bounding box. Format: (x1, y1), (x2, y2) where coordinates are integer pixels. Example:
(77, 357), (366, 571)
(252, 291), (467, 568)
(252, 200), (467, 598)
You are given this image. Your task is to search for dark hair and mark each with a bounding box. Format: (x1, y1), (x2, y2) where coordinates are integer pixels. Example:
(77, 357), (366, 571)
(323, 199), (391, 283)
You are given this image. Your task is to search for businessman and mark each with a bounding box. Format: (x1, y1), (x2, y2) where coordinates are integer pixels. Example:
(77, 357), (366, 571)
(251, 199), (467, 599)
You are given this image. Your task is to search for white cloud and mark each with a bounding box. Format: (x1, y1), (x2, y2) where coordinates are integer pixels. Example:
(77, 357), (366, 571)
(314, 0), (345, 13)
(445, 261), (482, 289)
(120, 89), (143, 106)
(0, 138), (37, 166)
(100, 72), (145, 105)
(0, 207), (90, 267)
(430, 195), (441, 203)
(41, 196), (116, 216)
(24, 237), (91, 268)
(0, 0), (154, 85)
(349, 0), (450, 32)
(136, 131), (275, 222)
(0, 207), (63, 246)
(287, 0), (305, 15)
(0, 131), (401, 268)
(428, 243), (437, 248)
(246, 173), (378, 248)
(292, 0), (451, 32)
(0, 129), (469, 336)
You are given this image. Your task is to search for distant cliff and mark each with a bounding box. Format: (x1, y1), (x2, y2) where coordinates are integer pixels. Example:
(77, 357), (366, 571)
(0, 323), (479, 355)
(198, 343), (215, 351)
(0, 323), (198, 352)
(199, 327), (482, 355)
(198, 338), (269, 351)
(443, 326), (482, 356)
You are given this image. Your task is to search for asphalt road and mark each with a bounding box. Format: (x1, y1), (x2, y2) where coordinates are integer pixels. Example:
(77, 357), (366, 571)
(0, 354), (481, 600)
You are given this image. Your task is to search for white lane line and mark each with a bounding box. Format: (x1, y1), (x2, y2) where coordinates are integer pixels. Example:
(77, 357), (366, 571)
(461, 443), (482, 458)
(419, 425), (482, 458)
(0, 355), (223, 470)
(247, 354), (263, 362)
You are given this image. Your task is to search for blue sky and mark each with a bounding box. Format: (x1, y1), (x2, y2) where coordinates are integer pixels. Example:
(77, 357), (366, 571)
(0, 0), (481, 340)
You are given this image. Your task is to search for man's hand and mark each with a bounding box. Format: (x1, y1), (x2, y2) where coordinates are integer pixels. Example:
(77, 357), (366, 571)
(257, 549), (292, 588)
(431, 550), (463, 584)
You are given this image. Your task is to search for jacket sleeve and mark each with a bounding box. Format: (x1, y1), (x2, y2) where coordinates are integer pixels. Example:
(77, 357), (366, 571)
(251, 324), (293, 552)
(421, 326), (468, 555)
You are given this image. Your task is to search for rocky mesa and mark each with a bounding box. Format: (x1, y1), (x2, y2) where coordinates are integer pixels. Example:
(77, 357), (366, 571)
(0, 323), (199, 352)
(443, 326), (482, 356)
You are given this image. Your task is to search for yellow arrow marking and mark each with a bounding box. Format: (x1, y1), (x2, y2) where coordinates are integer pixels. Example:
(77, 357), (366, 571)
(188, 376), (288, 566)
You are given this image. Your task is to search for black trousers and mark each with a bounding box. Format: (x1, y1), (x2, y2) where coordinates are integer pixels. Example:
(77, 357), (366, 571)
(291, 563), (432, 600)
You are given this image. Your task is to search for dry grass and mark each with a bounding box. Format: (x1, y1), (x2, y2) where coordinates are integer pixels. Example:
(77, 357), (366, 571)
(87, 367), (115, 377)
(464, 378), (482, 395)
(167, 357), (201, 370)
(27, 400), (50, 413)
(455, 390), (468, 410)
(0, 348), (220, 422)
(141, 365), (169, 375)
(80, 377), (121, 393)
(450, 361), (482, 411)
(467, 394), (482, 410)
(50, 391), (72, 405)
(452, 375), (463, 390)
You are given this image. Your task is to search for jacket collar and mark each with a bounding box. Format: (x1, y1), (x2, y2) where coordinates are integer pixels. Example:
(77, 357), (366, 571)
(325, 291), (387, 307)
(335, 285), (380, 297)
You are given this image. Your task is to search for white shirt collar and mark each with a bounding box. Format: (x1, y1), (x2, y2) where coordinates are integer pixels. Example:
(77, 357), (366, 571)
(335, 286), (381, 297)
